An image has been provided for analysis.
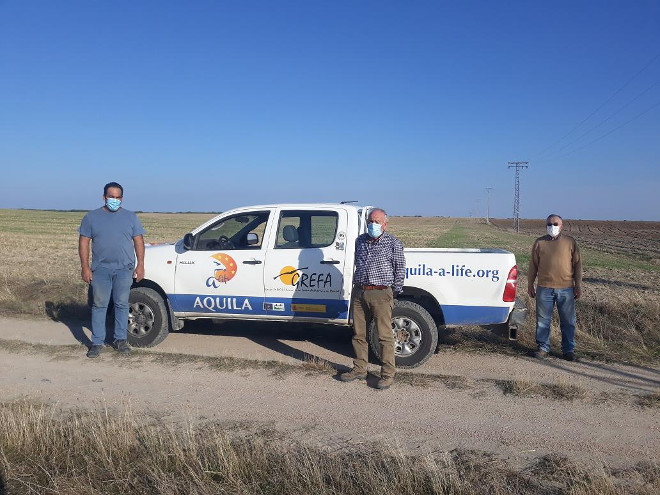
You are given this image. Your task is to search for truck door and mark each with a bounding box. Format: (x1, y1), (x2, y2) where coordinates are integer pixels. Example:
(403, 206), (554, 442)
(264, 208), (349, 322)
(170, 210), (271, 317)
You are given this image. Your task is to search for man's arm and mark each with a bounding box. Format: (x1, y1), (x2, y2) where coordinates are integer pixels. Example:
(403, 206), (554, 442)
(527, 240), (539, 298)
(392, 240), (406, 295)
(79, 235), (92, 283)
(133, 235), (145, 282)
(573, 240), (582, 300)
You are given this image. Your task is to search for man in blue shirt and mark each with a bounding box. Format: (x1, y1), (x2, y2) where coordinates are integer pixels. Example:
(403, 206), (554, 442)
(78, 182), (145, 358)
(339, 208), (405, 389)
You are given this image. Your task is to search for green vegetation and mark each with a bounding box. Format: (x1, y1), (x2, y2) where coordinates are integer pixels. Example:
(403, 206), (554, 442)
(431, 222), (472, 248)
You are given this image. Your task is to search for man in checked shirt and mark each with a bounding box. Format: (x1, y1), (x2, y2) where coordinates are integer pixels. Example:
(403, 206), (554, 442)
(339, 208), (406, 389)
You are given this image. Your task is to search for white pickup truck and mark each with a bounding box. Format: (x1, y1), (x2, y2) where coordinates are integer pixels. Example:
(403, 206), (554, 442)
(128, 203), (526, 367)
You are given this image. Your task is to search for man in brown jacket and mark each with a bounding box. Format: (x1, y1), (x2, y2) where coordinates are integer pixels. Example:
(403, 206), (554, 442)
(528, 214), (582, 361)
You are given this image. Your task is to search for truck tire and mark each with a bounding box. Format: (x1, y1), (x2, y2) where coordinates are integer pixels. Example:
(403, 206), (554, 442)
(127, 287), (170, 347)
(368, 300), (438, 368)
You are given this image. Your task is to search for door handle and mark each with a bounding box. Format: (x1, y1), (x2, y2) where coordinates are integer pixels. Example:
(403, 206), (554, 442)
(321, 259), (340, 264)
(243, 259), (262, 265)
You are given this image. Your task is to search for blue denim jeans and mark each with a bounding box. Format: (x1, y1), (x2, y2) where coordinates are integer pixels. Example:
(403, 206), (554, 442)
(90, 266), (134, 346)
(535, 286), (576, 354)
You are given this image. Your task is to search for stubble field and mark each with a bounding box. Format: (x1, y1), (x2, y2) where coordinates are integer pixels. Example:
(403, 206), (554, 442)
(1, 209), (659, 363)
(0, 209), (659, 494)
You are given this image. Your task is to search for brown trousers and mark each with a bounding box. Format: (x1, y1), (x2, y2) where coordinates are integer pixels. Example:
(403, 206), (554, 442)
(351, 287), (396, 378)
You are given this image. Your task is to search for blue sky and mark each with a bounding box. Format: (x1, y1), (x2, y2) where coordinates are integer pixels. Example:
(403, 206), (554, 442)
(1, 1), (659, 220)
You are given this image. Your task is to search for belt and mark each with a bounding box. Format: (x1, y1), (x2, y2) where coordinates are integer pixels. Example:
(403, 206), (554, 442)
(359, 284), (388, 290)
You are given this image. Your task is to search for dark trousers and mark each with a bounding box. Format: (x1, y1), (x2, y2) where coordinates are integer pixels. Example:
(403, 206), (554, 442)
(351, 287), (395, 378)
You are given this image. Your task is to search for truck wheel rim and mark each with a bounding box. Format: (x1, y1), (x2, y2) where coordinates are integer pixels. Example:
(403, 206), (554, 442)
(391, 316), (422, 357)
(128, 302), (155, 337)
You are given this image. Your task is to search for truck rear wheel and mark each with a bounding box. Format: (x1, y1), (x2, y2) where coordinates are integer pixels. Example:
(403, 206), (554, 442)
(368, 300), (438, 368)
(127, 287), (170, 347)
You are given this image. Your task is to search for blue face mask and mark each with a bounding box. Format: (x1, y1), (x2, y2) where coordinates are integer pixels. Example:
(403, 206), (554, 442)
(105, 198), (121, 212)
(367, 222), (382, 238)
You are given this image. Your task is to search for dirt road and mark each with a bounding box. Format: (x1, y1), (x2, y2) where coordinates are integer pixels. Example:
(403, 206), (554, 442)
(1, 316), (658, 469)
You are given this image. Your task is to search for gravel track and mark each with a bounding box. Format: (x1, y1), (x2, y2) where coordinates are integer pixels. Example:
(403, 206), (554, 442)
(1, 316), (658, 469)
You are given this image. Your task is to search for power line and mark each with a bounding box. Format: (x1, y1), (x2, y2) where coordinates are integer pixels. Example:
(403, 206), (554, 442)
(533, 50), (660, 160)
(538, 78), (660, 161)
(539, 99), (660, 161)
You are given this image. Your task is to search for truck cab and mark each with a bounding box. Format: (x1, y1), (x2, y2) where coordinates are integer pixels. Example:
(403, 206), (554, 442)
(128, 204), (524, 367)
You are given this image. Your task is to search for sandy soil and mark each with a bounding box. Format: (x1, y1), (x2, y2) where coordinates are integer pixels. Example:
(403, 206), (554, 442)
(1, 316), (658, 469)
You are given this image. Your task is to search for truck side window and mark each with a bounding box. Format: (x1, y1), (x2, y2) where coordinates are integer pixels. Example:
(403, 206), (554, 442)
(275, 211), (338, 249)
(195, 211), (270, 251)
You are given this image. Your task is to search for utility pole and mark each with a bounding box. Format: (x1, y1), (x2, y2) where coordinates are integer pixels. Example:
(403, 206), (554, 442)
(485, 187), (493, 224)
(507, 161), (529, 232)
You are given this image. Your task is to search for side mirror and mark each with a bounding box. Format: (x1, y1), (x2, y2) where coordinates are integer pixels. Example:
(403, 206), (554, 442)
(246, 233), (258, 245)
(183, 233), (195, 250)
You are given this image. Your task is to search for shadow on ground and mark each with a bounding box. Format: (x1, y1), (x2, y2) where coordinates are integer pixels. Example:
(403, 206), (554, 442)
(0, 466), (7, 495)
(535, 356), (660, 393)
(177, 319), (355, 370)
(44, 301), (92, 347)
(438, 324), (535, 356)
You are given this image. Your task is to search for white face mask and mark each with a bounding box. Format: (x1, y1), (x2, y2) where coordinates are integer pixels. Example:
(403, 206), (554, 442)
(547, 225), (561, 237)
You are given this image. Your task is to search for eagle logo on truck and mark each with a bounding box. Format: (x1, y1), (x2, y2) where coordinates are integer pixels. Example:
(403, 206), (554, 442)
(205, 253), (237, 288)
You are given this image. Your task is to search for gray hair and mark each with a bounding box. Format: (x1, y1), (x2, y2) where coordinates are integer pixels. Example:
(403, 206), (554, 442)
(369, 208), (388, 221)
(546, 213), (563, 221)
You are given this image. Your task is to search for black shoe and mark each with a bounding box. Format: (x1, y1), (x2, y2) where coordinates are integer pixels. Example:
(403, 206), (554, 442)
(86, 345), (103, 358)
(563, 352), (575, 361)
(113, 340), (131, 355)
(534, 349), (548, 359)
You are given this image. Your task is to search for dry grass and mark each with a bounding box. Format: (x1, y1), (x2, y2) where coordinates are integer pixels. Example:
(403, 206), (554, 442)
(1, 209), (659, 365)
(636, 392), (660, 409)
(390, 216), (660, 365)
(1, 399), (658, 495)
(0, 209), (212, 317)
(495, 378), (586, 401)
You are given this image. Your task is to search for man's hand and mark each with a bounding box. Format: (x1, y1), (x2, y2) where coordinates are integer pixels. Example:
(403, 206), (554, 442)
(527, 285), (536, 298)
(574, 286), (582, 300)
(133, 235), (145, 282)
(81, 266), (92, 284)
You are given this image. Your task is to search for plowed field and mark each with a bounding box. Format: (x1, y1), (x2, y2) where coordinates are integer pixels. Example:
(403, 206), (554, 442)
(490, 219), (660, 263)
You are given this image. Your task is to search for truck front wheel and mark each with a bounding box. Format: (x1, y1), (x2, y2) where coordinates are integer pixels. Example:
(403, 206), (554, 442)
(127, 287), (170, 347)
(368, 300), (438, 368)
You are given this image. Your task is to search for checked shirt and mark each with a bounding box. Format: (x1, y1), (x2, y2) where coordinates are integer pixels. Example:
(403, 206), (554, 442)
(353, 232), (406, 294)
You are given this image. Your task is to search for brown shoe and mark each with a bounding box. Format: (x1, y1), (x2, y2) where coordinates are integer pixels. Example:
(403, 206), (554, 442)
(376, 376), (394, 390)
(339, 369), (367, 382)
(534, 349), (548, 359)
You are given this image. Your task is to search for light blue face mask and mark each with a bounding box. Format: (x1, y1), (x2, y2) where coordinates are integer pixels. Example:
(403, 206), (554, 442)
(105, 198), (121, 212)
(367, 222), (382, 238)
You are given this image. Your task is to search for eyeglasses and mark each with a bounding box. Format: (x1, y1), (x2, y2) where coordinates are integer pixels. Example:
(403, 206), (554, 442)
(547, 222), (559, 226)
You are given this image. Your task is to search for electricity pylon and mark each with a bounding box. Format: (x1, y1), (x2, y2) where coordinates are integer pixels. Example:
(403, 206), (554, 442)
(507, 162), (528, 232)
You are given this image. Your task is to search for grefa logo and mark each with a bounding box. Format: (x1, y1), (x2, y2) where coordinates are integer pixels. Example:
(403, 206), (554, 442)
(276, 265), (307, 285)
(206, 253), (237, 288)
(275, 265), (332, 289)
